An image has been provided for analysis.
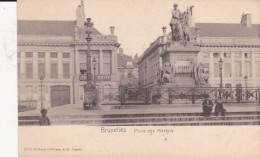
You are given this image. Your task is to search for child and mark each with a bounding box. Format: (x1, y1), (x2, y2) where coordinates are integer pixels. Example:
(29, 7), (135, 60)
(39, 108), (51, 126)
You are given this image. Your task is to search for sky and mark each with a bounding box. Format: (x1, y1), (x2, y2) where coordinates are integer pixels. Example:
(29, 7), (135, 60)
(18, 0), (260, 56)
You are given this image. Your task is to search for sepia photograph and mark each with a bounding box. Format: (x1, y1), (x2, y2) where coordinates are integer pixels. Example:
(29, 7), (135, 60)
(17, 0), (260, 127)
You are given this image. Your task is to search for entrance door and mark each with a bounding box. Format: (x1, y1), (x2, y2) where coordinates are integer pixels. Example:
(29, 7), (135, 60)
(51, 85), (70, 107)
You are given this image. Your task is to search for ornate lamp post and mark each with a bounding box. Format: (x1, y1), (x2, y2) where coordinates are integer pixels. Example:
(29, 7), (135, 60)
(219, 58), (223, 100)
(40, 76), (44, 109)
(84, 18), (94, 86)
(92, 57), (97, 87)
(244, 75), (248, 100)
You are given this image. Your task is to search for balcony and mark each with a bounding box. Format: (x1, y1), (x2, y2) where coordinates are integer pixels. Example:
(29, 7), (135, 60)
(79, 74), (111, 82)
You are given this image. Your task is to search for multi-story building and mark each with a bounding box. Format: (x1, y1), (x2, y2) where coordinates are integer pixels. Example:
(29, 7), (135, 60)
(18, 1), (120, 110)
(117, 48), (139, 88)
(138, 8), (260, 89)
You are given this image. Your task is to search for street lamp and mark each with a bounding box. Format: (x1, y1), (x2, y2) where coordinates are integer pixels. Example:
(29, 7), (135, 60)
(84, 18), (94, 87)
(40, 76), (44, 109)
(219, 58), (223, 100)
(244, 75), (248, 100)
(92, 57), (97, 87)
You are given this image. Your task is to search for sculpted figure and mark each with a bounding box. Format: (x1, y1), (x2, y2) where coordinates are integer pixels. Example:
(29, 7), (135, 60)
(194, 63), (210, 85)
(170, 4), (183, 41)
(169, 4), (192, 45)
(162, 62), (172, 83)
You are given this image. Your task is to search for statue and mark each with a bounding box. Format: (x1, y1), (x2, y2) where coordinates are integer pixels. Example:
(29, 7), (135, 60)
(161, 62), (174, 84)
(169, 4), (191, 45)
(194, 63), (210, 85)
(170, 3), (183, 42)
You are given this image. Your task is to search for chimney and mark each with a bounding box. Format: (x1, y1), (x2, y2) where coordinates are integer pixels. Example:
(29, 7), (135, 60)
(119, 48), (124, 55)
(241, 13), (251, 28)
(76, 0), (85, 28)
(110, 26), (115, 36)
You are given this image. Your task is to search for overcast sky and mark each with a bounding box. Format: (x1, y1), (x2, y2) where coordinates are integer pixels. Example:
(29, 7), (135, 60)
(18, 0), (260, 56)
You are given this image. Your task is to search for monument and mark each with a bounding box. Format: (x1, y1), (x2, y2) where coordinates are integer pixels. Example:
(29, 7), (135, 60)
(158, 4), (210, 104)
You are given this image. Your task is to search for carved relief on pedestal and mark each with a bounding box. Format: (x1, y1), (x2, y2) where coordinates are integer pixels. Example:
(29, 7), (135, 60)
(194, 63), (210, 85)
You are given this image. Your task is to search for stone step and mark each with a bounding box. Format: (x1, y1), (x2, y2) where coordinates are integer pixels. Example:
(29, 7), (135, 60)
(50, 115), (260, 125)
(50, 120), (260, 126)
(18, 111), (260, 121)
(19, 115), (260, 126)
(85, 120), (260, 126)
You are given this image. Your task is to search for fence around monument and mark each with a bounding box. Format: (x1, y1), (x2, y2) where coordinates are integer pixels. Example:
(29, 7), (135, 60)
(17, 86), (260, 111)
(96, 86), (260, 105)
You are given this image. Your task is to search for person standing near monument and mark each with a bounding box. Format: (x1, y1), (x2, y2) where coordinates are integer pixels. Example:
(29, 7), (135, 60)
(170, 3), (183, 41)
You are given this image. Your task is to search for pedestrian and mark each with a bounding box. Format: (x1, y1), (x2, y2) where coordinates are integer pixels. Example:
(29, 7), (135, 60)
(39, 108), (51, 126)
(215, 99), (226, 116)
(202, 97), (213, 117)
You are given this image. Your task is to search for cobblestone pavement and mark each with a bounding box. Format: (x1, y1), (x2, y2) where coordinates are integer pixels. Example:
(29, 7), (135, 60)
(19, 102), (260, 117)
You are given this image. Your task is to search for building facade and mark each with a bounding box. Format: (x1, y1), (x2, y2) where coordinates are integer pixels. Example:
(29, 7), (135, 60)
(18, 1), (120, 110)
(138, 8), (260, 89)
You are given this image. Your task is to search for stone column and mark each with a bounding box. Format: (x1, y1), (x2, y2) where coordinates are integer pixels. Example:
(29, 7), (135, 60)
(75, 49), (80, 78)
(111, 49), (115, 74)
(46, 52), (51, 79)
(241, 52), (245, 78)
(20, 51), (25, 79)
(251, 52), (256, 78)
(33, 52), (38, 79)
(209, 52), (214, 80)
(231, 52), (235, 81)
(99, 49), (103, 74)
(58, 52), (63, 79)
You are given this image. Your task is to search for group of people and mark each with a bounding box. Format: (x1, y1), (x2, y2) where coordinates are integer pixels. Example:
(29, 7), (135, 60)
(202, 97), (227, 117)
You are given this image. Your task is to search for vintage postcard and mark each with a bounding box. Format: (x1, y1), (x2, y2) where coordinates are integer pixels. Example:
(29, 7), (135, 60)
(17, 0), (260, 156)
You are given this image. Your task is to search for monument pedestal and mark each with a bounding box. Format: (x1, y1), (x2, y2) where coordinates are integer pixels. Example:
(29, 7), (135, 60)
(157, 42), (212, 104)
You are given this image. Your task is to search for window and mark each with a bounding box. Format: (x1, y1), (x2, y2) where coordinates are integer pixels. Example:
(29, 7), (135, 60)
(244, 53), (251, 58)
(224, 53), (230, 58)
(214, 63), (219, 77)
(224, 63), (231, 77)
(235, 53), (241, 58)
(245, 61), (252, 77)
(26, 85), (33, 100)
(25, 52), (33, 58)
(63, 63), (70, 79)
(103, 51), (111, 75)
(63, 52), (70, 58)
(38, 52), (45, 58)
(235, 61), (242, 77)
(256, 61), (260, 77)
(80, 63), (87, 75)
(51, 63), (58, 79)
(38, 63), (45, 78)
(213, 53), (220, 58)
(26, 63), (33, 78)
(50, 52), (58, 58)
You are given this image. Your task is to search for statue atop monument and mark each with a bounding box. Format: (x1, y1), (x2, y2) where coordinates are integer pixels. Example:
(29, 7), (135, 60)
(170, 3), (191, 45)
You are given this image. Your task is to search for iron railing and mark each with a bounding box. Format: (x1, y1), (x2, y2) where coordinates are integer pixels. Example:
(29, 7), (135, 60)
(18, 100), (37, 112)
(96, 87), (260, 105)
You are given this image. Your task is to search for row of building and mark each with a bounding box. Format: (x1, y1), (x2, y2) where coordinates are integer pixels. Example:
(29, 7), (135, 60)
(18, 1), (137, 110)
(137, 8), (260, 89)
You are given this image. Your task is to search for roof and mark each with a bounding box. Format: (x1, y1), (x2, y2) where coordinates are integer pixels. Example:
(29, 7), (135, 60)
(191, 23), (260, 38)
(18, 20), (102, 36)
(117, 53), (133, 67)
